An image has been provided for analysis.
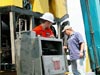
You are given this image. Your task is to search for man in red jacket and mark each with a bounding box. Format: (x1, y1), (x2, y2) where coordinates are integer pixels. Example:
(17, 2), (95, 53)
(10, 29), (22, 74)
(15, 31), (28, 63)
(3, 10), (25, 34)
(33, 12), (55, 38)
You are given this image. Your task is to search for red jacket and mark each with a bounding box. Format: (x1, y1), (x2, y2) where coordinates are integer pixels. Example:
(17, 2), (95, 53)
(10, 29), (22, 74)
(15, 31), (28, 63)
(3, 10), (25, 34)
(32, 25), (54, 37)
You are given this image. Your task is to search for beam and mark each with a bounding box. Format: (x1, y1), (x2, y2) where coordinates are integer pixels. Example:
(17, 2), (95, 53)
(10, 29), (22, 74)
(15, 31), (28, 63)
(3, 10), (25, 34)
(9, 12), (16, 64)
(0, 13), (1, 70)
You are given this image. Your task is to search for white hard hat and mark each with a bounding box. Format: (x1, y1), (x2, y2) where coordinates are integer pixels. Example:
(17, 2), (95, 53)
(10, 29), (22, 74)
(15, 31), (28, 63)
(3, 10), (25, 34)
(62, 25), (72, 32)
(40, 12), (54, 23)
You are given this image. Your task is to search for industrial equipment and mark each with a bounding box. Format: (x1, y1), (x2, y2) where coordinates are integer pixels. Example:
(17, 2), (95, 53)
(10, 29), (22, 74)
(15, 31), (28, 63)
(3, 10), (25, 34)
(0, 0), (22, 7)
(15, 31), (68, 75)
(1, 0), (100, 75)
(0, 0), (70, 75)
(80, 0), (100, 75)
(0, 6), (34, 75)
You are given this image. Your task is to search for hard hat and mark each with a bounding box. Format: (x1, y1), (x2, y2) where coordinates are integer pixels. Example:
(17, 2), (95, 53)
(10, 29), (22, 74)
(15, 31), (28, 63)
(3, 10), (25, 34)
(40, 12), (54, 23)
(62, 25), (72, 32)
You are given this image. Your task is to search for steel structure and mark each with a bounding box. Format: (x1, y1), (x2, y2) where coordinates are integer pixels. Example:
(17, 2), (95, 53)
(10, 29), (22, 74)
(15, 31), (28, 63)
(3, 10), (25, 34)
(80, 0), (100, 74)
(15, 31), (68, 75)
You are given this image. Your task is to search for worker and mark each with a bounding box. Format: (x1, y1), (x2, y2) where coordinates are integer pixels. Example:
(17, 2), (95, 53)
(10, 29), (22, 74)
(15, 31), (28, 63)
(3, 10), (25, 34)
(32, 12), (55, 38)
(62, 25), (85, 75)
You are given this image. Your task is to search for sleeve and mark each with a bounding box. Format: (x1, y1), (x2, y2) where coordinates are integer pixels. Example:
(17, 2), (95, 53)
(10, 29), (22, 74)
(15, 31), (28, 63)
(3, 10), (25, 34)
(76, 32), (84, 43)
(32, 28), (40, 36)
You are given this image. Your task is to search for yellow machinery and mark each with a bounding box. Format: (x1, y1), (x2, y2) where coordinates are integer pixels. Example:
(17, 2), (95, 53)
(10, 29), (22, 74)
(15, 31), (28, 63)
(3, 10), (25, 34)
(0, 0), (68, 19)
(0, 0), (22, 7)
(30, 0), (67, 18)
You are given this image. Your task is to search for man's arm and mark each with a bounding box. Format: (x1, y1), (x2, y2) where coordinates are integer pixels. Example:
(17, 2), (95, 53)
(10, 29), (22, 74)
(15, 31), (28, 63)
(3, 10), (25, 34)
(80, 42), (85, 53)
(79, 42), (85, 58)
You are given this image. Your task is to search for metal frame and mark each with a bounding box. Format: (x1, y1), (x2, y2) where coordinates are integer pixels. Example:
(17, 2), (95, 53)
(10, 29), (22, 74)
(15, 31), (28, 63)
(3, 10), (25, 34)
(0, 6), (35, 65)
(0, 13), (1, 70)
(56, 14), (69, 39)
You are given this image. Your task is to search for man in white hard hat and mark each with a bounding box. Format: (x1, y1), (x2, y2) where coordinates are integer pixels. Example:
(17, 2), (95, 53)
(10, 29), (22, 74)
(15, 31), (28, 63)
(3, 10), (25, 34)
(32, 12), (55, 38)
(62, 25), (85, 75)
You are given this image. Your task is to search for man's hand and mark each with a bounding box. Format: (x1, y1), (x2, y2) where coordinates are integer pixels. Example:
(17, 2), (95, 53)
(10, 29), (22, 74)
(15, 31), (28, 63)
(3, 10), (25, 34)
(79, 52), (84, 58)
(63, 46), (68, 53)
(63, 46), (67, 49)
(49, 35), (55, 38)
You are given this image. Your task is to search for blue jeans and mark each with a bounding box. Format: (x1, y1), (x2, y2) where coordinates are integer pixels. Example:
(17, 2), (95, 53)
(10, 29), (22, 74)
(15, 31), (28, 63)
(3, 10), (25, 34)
(71, 58), (85, 75)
